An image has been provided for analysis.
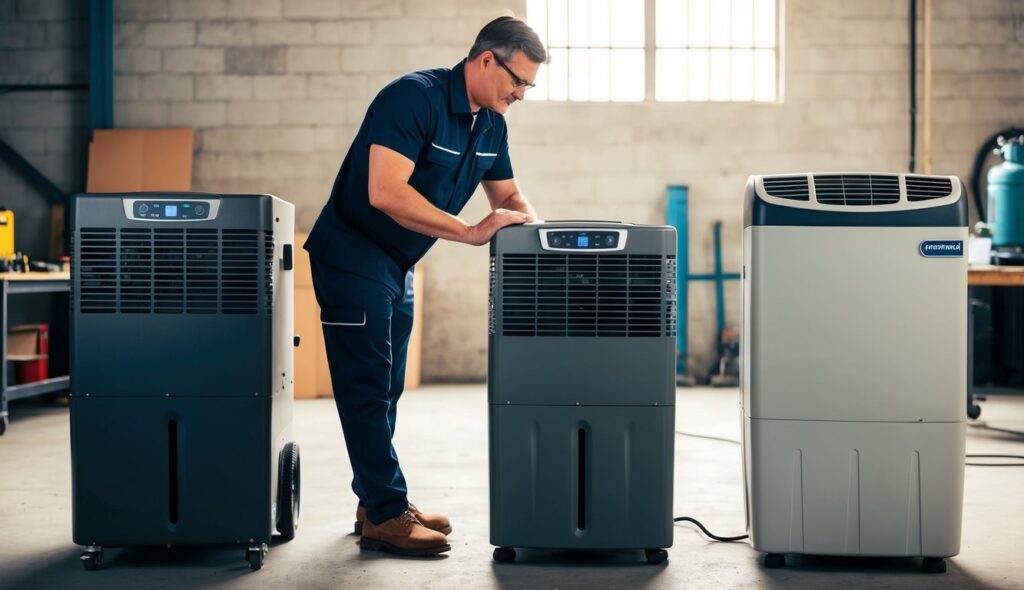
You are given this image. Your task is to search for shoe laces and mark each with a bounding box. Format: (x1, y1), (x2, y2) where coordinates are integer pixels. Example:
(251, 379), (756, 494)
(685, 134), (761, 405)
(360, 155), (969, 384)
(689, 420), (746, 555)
(398, 510), (422, 529)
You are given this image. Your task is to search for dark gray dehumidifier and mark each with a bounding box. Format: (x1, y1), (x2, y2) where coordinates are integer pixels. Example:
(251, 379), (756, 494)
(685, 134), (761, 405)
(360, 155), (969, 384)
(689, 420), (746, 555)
(70, 192), (299, 571)
(488, 222), (677, 564)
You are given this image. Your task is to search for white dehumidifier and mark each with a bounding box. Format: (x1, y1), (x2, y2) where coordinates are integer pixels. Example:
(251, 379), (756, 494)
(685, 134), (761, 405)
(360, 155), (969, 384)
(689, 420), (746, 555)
(742, 173), (967, 574)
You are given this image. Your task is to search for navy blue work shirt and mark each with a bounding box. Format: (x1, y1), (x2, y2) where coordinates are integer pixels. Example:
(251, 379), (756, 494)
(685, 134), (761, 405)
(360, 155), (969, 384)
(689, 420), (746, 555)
(304, 59), (514, 289)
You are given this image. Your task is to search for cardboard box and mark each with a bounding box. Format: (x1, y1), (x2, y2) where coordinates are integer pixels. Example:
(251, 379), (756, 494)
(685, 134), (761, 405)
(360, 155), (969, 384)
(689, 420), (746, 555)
(87, 128), (194, 192)
(7, 324), (48, 361)
(293, 232), (423, 399)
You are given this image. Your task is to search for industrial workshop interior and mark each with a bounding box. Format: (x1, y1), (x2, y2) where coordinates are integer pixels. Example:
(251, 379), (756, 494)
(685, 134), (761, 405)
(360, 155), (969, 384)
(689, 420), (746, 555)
(1, 0), (1023, 589)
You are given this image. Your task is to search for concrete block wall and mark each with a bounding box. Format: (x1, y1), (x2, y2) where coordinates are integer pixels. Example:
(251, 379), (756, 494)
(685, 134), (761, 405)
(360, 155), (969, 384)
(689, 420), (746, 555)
(4, 0), (1022, 381)
(0, 0), (88, 259)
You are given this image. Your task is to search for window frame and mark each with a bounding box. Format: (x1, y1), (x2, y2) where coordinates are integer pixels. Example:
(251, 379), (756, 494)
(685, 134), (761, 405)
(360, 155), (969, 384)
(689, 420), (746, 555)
(526, 0), (783, 103)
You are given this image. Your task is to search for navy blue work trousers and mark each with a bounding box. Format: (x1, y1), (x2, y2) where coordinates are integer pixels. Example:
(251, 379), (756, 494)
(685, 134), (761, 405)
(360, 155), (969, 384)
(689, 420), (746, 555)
(309, 256), (414, 525)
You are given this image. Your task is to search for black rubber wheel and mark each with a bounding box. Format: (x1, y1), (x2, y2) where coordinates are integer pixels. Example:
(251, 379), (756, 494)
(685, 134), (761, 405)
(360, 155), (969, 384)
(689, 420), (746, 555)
(764, 553), (785, 569)
(276, 442), (300, 539)
(493, 547), (516, 563)
(922, 557), (947, 574)
(968, 404), (982, 420)
(645, 548), (668, 565)
(0, 415), (8, 436)
(247, 545), (266, 571)
(80, 551), (102, 571)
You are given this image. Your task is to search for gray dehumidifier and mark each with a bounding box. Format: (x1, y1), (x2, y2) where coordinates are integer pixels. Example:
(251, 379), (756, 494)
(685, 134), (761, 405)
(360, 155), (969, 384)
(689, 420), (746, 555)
(742, 174), (967, 573)
(70, 193), (299, 571)
(488, 222), (677, 564)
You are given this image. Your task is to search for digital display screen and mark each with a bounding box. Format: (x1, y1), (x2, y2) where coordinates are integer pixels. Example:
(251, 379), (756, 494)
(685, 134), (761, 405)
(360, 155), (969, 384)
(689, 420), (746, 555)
(131, 200), (214, 220)
(546, 231), (620, 250)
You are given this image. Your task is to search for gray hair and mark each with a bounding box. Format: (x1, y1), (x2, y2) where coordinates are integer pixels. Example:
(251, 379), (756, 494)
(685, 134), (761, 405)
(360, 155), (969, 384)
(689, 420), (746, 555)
(468, 16), (549, 64)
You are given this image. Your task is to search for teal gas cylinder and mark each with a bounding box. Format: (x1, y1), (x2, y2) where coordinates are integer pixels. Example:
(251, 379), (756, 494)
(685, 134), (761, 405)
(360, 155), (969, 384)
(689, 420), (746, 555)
(988, 135), (1024, 247)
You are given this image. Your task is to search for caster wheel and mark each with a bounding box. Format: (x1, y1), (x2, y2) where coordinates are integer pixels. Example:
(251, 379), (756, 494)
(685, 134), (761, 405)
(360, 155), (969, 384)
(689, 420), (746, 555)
(968, 404), (981, 420)
(0, 414), (8, 436)
(764, 553), (785, 569)
(493, 547), (516, 563)
(645, 548), (668, 565)
(922, 557), (946, 574)
(80, 547), (103, 571)
(276, 442), (301, 540)
(247, 543), (268, 571)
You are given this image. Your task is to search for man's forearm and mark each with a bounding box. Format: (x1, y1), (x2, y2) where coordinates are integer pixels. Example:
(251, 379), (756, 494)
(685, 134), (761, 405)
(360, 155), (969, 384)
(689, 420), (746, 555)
(498, 191), (537, 220)
(370, 182), (471, 242)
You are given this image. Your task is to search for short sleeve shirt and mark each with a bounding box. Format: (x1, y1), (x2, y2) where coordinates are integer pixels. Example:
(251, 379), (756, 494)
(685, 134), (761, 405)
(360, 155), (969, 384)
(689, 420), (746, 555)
(304, 60), (514, 285)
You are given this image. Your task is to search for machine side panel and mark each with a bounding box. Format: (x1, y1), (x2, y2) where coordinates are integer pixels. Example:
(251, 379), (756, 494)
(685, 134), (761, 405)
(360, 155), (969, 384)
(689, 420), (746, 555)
(746, 225), (967, 422)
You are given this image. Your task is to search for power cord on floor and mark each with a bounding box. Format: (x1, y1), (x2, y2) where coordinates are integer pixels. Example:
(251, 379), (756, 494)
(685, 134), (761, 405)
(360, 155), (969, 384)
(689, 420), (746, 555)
(675, 431), (741, 445)
(676, 431), (1024, 467)
(672, 431), (749, 542)
(673, 517), (749, 542)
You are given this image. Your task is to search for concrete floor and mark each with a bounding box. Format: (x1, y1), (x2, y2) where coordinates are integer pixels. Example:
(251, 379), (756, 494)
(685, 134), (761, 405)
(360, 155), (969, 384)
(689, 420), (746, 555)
(1, 386), (1023, 590)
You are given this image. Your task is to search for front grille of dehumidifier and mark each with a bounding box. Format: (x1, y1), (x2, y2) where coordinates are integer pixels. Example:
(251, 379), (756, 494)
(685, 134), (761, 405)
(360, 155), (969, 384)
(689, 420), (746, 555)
(494, 253), (676, 337)
(74, 227), (273, 315)
(905, 175), (954, 201)
(812, 174), (901, 206)
(762, 176), (810, 201)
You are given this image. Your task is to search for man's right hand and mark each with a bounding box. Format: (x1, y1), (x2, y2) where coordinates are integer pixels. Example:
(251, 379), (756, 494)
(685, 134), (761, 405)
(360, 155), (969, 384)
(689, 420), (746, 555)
(462, 208), (533, 246)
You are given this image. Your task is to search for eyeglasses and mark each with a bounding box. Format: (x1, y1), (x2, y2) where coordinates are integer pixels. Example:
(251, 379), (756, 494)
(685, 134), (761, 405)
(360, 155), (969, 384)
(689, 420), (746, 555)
(493, 54), (536, 91)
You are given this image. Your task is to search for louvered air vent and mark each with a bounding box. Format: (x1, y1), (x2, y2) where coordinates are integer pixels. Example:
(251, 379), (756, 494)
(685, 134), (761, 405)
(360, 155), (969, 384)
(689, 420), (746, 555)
(75, 227), (273, 315)
(813, 174), (901, 206)
(905, 175), (953, 201)
(496, 254), (676, 337)
(762, 176), (810, 201)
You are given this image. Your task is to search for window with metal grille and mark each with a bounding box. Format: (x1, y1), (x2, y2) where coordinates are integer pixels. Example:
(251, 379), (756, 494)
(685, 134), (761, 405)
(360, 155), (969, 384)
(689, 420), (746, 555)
(655, 0), (778, 102)
(525, 0), (780, 102)
(526, 0), (645, 102)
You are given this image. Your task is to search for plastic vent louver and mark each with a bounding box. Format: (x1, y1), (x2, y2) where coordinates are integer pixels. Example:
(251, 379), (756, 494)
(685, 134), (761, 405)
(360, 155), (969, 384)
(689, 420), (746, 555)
(762, 176), (810, 201)
(75, 228), (273, 314)
(813, 174), (901, 206)
(496, 253), (676, 337)
(905, 175), (953, 201)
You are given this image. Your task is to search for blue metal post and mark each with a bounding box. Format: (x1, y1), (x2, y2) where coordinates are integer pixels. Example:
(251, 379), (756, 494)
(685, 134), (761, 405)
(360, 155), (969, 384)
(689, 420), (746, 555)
(666, 185), (689, 375)
(712, 221), (726, 338)
(89, 0), (114, 131)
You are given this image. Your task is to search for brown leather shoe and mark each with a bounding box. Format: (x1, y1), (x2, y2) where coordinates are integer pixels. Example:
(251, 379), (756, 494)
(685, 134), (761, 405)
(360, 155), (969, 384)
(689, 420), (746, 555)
(359, 510), (450, 557)
(355, 503), (452, 536)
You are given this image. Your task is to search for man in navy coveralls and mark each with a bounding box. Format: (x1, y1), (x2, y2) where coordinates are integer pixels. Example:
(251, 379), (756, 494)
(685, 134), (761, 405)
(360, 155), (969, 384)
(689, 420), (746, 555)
(304, 17), (547, 556)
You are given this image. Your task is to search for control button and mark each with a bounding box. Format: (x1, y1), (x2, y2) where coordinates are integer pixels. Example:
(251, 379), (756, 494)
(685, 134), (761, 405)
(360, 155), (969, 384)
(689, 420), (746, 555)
(551, 236), (562, 247)
(605, 235), (615, 246)
(138, 203), (149, 214)
(194, 204), (206, 215)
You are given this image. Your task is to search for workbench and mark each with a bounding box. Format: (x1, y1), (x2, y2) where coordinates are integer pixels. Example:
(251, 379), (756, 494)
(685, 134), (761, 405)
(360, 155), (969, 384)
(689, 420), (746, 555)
(0, 271), (71, 435)
(968, 264), (1024, 287)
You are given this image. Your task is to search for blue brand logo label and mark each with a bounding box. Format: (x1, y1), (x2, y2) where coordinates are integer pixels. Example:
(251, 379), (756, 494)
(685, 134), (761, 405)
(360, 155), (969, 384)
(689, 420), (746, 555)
(919, 240), (963, 257)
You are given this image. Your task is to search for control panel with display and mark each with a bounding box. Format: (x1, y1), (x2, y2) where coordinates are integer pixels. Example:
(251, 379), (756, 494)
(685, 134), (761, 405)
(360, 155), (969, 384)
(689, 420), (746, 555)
(540, 229), (626, 251)
(125, 199), (217, 221)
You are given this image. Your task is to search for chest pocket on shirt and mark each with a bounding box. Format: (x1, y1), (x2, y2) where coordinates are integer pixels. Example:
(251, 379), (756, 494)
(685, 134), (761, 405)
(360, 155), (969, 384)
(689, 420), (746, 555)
(426, 142), (461, 167)
(413, 142), (462, 205)
(474, 150), (497, 171)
